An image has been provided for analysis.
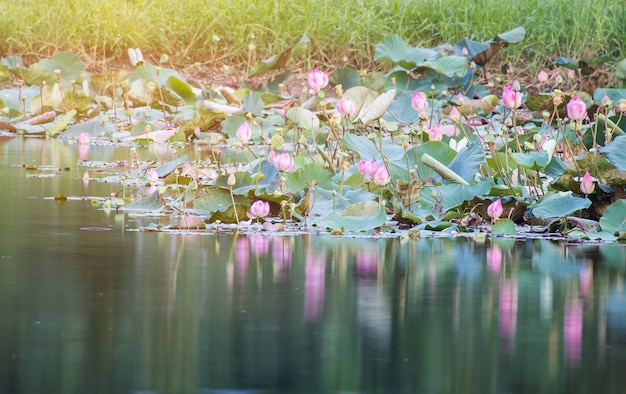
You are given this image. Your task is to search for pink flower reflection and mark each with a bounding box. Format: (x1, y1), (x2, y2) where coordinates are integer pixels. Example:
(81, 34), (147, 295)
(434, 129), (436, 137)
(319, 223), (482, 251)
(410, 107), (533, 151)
(355, 250), (379, 277)
(304, 250), (326, 322)
(564, 298), (583, 368)
(487, 245), (502, 273)
(235, 237), (249, 283)
(249, 235), (269, 257)
(272, 238), (291, 278)
(499, 278), (518, 354)
(79, 144), (90, 160)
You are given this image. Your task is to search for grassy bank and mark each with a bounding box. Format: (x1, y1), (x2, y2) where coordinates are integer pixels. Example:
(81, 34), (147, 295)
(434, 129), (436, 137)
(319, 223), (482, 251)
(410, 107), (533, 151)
(1, 0), (624, 72)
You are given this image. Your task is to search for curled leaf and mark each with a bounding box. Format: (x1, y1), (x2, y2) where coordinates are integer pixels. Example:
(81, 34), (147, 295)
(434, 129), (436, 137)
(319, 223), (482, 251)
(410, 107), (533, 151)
(421, 153), (469, 185)
(358, 89), (396, 125)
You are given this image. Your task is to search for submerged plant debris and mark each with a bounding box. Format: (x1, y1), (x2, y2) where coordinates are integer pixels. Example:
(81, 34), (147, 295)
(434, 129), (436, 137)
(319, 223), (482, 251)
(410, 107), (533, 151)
(2, 28), (626, 242)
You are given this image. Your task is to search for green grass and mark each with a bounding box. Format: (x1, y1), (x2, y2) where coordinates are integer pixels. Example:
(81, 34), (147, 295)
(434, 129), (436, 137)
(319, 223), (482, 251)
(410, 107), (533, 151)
(1, 0), (624, 73)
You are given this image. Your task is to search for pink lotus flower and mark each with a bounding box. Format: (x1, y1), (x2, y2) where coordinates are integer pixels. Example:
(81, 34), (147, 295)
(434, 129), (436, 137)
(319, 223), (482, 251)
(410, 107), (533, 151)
(487, 198), (504, 220)
(580, 171), (594, 195)
(236, 121), (252, 144)
(247, 200), (270, 219)
(336, 98), (356, 116)
(502, 85), (523, 109)
(273, 152), (296, 172)
(308, 69), (329, 93)
(373, 164), (390, 186)
(428, 124), (443, 141)
(411, 91), (428, 112)
(567, 96), (587, 122)
(449, 106), (460, 122)
(357, 159), (378, 183)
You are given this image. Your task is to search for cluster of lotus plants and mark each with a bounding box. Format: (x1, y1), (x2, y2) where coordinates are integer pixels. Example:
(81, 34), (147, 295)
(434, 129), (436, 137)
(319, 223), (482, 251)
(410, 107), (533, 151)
(2, 28), (626, 240)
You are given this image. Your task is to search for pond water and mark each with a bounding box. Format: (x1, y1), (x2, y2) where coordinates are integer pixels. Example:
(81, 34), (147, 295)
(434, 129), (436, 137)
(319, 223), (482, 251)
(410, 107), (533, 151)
(1, 137), (626, 394)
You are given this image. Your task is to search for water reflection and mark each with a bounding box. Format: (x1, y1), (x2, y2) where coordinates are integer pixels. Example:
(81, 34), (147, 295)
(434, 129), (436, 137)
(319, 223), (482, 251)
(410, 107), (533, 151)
(2, 137), (626, 393)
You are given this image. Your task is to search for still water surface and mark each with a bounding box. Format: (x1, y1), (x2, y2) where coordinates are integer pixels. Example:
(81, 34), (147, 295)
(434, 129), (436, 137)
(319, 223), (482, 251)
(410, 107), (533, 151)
(1, 137), (626, 393)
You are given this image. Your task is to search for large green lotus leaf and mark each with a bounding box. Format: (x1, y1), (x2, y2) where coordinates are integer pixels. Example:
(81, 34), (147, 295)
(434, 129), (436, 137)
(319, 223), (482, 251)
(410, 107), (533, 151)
(598, 135), (626, 170)
(155, 154), (190, 177)
(307, 187), (377, 219)
(21, 62), (54, 86)
(39, 52), (86, 86)
(244, 160), (280, 195)
(593, 88), (626, 102)
(47, 109), (77, 137)
(165, 75), (197, 106)
(486, 152), (518, 171)
(496, 26), (526, 43)
(420, 56), (467, 78)
(58, 118), (107, 141)
(330, 68), (361, 90)
(130, 63), (184, 86)
(317, 202), (386, 232)
(386, 68), (458, 94)
(243, 91), (264, 116)
(286, 107), (319, 131)
(2, 55), (24, 69)
(342, 200), (380, 216)
(121, 192), (164, 212)
(554, 57), (579, 70)
(30, 83), (65, 113)
(340, 133), (405, 161)
(287, 162), (335, 194)
(599, 200), (626, 234)
(511, 151), (550, 170)
(448, 142), (484, 182)
(438, 180), (493, 211)
(491, 218), (516, 235)
(386, 90), (418, 123)
(194, 187), (249, 215)
(544, 155), (569, 179)
(374, 34), (439, 70)
(178, 107), (225, 136)
(454, 38), (490, 59)
(532, 192), (591, 218)
(405, 141), (457, 180)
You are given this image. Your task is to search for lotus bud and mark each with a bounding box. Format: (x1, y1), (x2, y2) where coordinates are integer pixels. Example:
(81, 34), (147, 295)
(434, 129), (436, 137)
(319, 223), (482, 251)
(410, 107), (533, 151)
(449, 106), (460, 122)
(537, 70), (548, 82)
(336, 98), (356, 116)
(555, 73), (564, 84)
(273, 152), (296, 172)
(428, 125), (443, 141)
(502, 85), (522, 109)
(236, 121), (252, 144)
(511, 79), (521, 92)
(411, 91), (428, 112)
(357, 159), (378, 183)
(307, 69), (329, 93)
(227, 172), (236, 186)
(567, 96), (587, 122)
(580, 171), (595, 195)
(487, 199), (504, 220)
(601, 93), (612, 108)
(373, 165), (390, 186)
